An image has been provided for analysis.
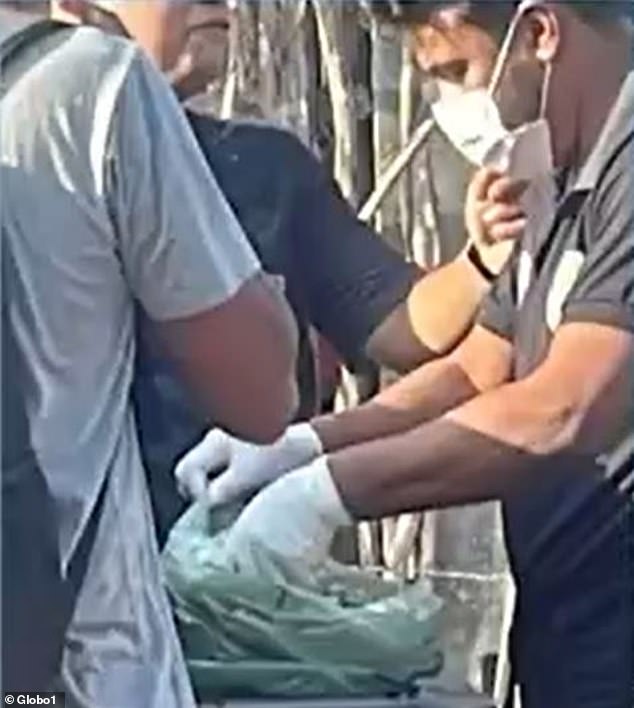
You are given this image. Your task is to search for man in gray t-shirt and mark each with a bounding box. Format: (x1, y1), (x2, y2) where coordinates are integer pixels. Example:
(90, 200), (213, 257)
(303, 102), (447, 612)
(1, 4), (298, 705)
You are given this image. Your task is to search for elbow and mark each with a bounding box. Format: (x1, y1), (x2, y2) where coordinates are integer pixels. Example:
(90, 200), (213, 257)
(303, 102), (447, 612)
(373, 344), (430, 375)
(518, 379), (584, 456)
(211, 378), (298, 445)
(536, 405), (581, 456)
(242, 377), (299, 444)
(539, 405), (614, 459)
(365, 304), (434, 373)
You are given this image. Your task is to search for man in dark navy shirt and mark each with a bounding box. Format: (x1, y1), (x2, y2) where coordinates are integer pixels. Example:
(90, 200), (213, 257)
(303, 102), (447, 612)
(201, 3), (633, 706)
(58, 0), (525, 543)
(132, 114), (425, 542)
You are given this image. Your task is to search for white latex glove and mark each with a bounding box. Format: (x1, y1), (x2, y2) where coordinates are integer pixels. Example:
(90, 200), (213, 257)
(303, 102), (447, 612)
(173, 423), (323, 507)
(223, 456), (352, 572)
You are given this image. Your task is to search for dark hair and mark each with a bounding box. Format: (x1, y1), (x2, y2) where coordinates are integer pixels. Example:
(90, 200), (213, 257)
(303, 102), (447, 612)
(368, 1), (630, 29)
(367, 1), (517, 38)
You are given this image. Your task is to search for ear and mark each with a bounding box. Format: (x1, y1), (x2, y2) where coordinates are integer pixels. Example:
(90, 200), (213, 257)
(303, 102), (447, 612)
(525, 7), (561, 63)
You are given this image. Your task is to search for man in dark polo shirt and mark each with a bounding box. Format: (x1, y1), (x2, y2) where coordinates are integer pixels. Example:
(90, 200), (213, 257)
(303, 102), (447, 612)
(203, 3), (634, 706)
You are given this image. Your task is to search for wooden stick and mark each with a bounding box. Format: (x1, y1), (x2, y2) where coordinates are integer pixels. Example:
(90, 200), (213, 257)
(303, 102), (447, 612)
(359, 117), (434, 223)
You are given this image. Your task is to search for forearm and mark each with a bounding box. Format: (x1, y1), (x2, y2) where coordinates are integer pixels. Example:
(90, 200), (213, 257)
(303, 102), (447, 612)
(405, 251), (491, 356)
(329, 377), (580, 519)
(312, 357), (478, 452)
(365, 299), (435, 373)
(159, 273), (299, 443)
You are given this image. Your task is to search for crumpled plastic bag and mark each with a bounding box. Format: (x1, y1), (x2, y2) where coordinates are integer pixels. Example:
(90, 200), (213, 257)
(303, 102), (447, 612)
(163, 501), (444, 701)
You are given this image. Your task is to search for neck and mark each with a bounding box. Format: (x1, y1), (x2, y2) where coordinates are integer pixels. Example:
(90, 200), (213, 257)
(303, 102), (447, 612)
(569, 22), (631, 170)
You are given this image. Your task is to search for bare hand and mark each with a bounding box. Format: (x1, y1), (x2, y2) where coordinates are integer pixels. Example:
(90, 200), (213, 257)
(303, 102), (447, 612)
(465, 167), (528, 276)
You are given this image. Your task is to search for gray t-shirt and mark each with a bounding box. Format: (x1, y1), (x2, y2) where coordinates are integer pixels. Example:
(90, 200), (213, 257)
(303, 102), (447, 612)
(2, 18), (259, 706)
(2, 23), (259, 567)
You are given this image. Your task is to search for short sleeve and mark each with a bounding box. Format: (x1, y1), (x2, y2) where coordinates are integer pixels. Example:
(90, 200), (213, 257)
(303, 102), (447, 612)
(108, 52), (260, 321)
(292, 157), (420, 361)
(477, 259), (516, 341)
(562, 137), (634, 333)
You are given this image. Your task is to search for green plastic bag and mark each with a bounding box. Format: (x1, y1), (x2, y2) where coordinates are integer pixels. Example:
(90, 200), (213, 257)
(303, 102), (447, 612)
(163, 502), (444, 702)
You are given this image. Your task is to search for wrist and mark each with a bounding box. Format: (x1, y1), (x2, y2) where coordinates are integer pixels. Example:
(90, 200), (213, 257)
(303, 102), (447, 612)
(303, 456), (352, 526)
(284, 421), (323, 462)
(465, 242), (498, 283)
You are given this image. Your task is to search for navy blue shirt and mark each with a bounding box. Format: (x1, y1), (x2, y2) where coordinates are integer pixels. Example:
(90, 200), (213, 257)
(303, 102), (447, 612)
(480, 71), (634, 708)
(134, 113), (419, 545)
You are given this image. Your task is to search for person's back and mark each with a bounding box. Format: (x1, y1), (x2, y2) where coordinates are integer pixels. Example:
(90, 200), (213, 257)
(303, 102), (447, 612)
(1, 9), (296, 703)
(3, 14), (148, 565)
(1, 22), (200, 704)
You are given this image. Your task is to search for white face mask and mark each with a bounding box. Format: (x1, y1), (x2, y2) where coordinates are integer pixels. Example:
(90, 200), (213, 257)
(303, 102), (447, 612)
(431, 84), (553, 180)
(431, 7), (553, 175)
(430, 1), (556, 237)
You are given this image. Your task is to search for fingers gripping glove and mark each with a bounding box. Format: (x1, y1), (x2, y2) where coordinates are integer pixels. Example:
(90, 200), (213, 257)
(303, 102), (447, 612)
(173, 423), (323, 507)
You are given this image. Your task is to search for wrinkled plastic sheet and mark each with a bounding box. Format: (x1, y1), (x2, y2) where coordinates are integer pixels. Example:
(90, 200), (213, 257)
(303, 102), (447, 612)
(163, 502), (445, 702)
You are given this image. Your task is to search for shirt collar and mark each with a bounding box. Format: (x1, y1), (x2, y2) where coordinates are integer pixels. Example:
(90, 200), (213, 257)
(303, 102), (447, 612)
(572, 67), (634, 193)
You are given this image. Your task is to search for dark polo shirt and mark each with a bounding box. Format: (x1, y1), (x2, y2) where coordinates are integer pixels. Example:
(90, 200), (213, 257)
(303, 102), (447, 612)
(480, 69), (634, 708)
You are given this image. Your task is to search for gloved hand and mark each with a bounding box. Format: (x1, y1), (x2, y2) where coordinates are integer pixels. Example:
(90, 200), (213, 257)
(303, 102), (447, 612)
(173, 423), (323, 507)
(223, 456), (352, 572)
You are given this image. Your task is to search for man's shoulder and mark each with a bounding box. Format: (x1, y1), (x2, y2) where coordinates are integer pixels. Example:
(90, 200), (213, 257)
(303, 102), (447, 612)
(186, 111), (306, 145)
(2, 23), (153, 204)
(186, 111), (318, 172)
(49, 25), (138, 86)
(574, 70), (634, 196)
(6, 22), (140, 107)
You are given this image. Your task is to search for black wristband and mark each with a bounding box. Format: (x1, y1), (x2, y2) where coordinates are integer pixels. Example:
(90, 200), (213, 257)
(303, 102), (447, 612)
(466, 242), (497, 283)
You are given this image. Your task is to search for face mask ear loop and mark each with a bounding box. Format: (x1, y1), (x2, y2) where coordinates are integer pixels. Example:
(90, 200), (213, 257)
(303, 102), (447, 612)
(487, 9), (525, 97)
(538, 60), (552, 119)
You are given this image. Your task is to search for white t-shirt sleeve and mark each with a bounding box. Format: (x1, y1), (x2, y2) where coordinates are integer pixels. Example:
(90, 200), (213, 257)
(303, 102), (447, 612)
(107, 50), (261, 321)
